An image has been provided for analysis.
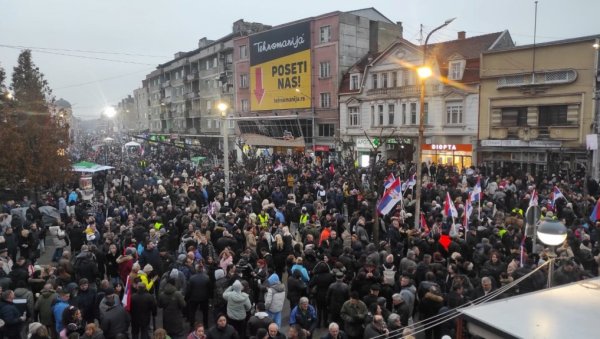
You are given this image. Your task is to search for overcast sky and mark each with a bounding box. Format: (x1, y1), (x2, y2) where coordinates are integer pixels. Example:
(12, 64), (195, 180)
(1, 0), (598, 119)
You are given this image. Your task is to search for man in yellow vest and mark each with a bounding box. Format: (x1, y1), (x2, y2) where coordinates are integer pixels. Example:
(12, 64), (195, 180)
(299, 207), (309, 229)
(258, 209), (269, 229)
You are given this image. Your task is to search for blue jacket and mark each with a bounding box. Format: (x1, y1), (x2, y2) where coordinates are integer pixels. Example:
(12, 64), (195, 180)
(0, 300), (24, 337)
(52, 299), (70, 333)
(290, 264), (310, 282)
(289, 304), (318, 333)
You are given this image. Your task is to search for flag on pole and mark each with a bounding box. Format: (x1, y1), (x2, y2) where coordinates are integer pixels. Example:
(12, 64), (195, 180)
(590, 198), (600, 222)
(444, 192), (458, 218)
(377, 178), (403, 216)
(274, 159), (283, 172)
(529, 189), (538, 207)
(464, 193), (473, 231)
(122, 275), (132, 312)
(551, 186), (566, 207)
(519, 234), (526, 268)
(472, 177), (482, 202)
(384, 173), (395, 189)
(402, 174), (417, 192)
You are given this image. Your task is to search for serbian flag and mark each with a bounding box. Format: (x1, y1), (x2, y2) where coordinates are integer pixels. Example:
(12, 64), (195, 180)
(384, 173), (395, 189)
(472, 177), (482, 202)
(444, 192), (458, 218)
(551, 186), (566, 207)
(419, 212), (430, 234)
(274, 159), (283, 173)
(529, 189), (538, 207)
(402, 174), (416, 192)
(590, 198), (600, 222)
(328, 163), (335, 175)
(122, 275), (132, 312)
(377, 178), (402, 216)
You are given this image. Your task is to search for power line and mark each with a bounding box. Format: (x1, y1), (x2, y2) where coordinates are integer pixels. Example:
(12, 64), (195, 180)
(0, 43), (168, 58)
(54, 68), (153, 90)
(0, 45), (156, 66)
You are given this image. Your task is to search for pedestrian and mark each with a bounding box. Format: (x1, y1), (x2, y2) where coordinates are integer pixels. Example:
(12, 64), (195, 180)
(206, 314), (239, 339)
(81, 323), (105, 339)
(320, 322), (348, 339)
(266, 323), (286, 339)
(264, 273), (286, 327)
(340, 292), (368, 339)
(131, 282), (157, 339)
(100, 291), (130, 339)
(34, 283), (57, 335)
(222, 280), (251, 336)
(246, 302), (273, 338)
(289, 297), (318, 339)
(158, 278), (186, 339)
(186, 264), (212, 326)
(52, 288), (71, 334)
(0, 290), (27, 339)
(74, 278), (97, 324)
(187, 323), (206, 339)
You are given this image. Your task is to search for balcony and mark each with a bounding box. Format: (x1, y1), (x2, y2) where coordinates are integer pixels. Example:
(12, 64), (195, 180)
(366, 84), (442, 96)
(161, 80), (171, 88)
(187, 72), (199, 81)
(184, 91), (199, 100)
(490, 125), (579, 141)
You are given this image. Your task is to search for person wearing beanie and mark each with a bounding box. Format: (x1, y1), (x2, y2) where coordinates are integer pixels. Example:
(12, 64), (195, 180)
(34, 283), (57, 333)
(212, 269), (229, 319)
(139, 264), (157, 292)
(222, 280), (251, 336)
(264, 273), (286, 327)
(158, 278), (186, 339)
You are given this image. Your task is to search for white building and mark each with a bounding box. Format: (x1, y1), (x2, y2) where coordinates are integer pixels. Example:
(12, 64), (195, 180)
(339, 31), (513, 169)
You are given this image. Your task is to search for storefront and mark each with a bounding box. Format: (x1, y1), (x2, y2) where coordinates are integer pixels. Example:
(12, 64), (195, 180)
(422, 143), (473, 170)
(355, 137), (375, 167)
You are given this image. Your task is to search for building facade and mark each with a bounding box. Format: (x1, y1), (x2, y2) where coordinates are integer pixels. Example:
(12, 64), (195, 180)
(478, 35), (600, 178)
(339, 31), (513, 169)
(233, 8), (402, 154)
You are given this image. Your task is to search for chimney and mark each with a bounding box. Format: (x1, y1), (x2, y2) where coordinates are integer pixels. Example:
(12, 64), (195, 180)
(396, 21), (403, 39)
(457, 31), (466, 40)
(198, 37), (208, 48)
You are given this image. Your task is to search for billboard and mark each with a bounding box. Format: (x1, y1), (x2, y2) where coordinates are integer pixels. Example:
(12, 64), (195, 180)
(250, 21), (311, 111)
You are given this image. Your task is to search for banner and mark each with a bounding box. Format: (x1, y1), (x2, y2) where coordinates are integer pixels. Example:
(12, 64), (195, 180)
(250, 21), (311, 111)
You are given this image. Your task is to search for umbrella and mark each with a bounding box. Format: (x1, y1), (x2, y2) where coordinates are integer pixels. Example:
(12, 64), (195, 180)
(124, 141), (141, 147)
(72, 161), (114, 173)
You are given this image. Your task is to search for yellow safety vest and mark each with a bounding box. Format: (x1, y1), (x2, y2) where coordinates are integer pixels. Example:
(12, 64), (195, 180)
(299, 214), (309, 226)
(258, 214), (269, 228)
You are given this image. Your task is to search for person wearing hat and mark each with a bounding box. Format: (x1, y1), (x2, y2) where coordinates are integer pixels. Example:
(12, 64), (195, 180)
(34, 283), (57, 334)
(139, 264), (158, 292)
(74, 278), (97, 324)
(326, 270), (349, 326)
(362, 284), (381, 309)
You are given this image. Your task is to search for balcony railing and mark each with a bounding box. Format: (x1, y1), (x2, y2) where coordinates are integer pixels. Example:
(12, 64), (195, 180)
(366, 84), (441, 96)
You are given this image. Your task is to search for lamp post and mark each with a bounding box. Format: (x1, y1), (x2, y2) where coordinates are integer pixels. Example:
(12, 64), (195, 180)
(218, 102), (230, 195)
(413, 18), (456, 229)
(295, 88), (315, 152)
(536, 217), (567, 288)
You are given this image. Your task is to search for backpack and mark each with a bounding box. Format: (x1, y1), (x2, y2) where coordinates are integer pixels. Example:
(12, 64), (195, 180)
(382, 265), (396, 286)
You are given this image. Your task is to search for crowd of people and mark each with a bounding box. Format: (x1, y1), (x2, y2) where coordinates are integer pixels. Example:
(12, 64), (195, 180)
(0, 140), (599, 339)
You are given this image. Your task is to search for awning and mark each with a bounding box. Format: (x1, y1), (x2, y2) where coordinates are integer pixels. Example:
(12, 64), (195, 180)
(241, 133), (305, 148)
(72, 161), (114, 173)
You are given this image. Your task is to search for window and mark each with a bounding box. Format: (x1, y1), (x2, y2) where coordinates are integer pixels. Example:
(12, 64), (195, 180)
(348, 106), (360, 126)
(378, 105), (384, 125)
(501, 107), (527, 126)
(382, 73), (388, 88)
(423, 102), (428, 124)
(320, 26), (331, 43)
(449, 61), (464, 80)
(403, 69), (412, 86)
(538, 105), (568, 126)
(371, 106), (375, 127)
(391, 71), (397, 87)
(206, 100), (212, 111)
(350, 74), (360, 90)
(319, 62), (331, 78)
(401, 103), (406, 125)
(207, 119), (212, 129)
(320, 93), (331, 108)
(410, 103), (417, 124)
(206, 60), (211, 70)
(446, 102), (463, 124)
(318, 124), (335, 137)
(228, 119), (235, 129)
(240, 74), (249, 88)
(372, 74), (378, 89)
(388, 104), (395, 125)
(213, 57), (218, 68)
(241, 99), (249, 112)
(239, 45), (248, 59)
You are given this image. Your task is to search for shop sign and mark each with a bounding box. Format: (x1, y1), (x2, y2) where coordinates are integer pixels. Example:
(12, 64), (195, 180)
(355, 137), (374, 149)
(481, 139), (561, 148)
(314, 145), (330, 152)
(422, 144), (473, 152)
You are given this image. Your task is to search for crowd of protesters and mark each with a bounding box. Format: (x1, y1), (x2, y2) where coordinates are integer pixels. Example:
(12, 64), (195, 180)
(0, 139), (599, 339)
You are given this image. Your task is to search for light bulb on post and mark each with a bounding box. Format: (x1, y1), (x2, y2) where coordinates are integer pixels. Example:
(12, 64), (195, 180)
(103, 106), (116, 119)
(217, 102), (228, 117)
(417, 66), (433, 79)
(536, 218), (568, 246)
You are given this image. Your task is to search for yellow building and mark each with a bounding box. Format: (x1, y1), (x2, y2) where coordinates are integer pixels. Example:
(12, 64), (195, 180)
(478, 35), (600, 178)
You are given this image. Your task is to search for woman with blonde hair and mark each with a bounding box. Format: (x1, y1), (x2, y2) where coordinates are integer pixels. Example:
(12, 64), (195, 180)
(219, 249), (233, 271)
(153, 328), (171, 339)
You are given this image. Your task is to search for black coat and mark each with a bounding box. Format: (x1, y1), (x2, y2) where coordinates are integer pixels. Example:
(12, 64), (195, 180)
(186, 271), (212, 302)
(206, 324), (239, 339)
(286, 275), (307, 307)
(0, 300), (24, 338)
(75, 288), (97, 322)
(100, 304), (130, 339)
(158, 283), (186, 337)
(130, 289), (157, 326)
(326, 280), (350, 315)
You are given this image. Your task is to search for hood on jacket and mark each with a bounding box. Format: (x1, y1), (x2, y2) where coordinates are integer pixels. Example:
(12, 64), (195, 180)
(215, 269), (225, 280)
(40, 289), (56, 298)
(255, 311), (270, 319)
(163, 283), (177, 295)
(267, 273), (280, 286)
(232, 280), (242, 292)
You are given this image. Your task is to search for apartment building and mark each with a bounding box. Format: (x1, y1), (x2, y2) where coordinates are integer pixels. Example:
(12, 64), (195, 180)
(233, 8), (402, 154)
(339, 30), (513, 168)
(478, 35), (600, 178)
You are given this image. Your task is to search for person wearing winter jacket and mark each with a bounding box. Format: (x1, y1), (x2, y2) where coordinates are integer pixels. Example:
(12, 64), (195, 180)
(289, 297), (318, 339)
(206, 314), (239, 339)
(290, 257), (310, 283)
(340, 292), (368, 339)
(0, 290), (27, 339)
(246, 302), (273, 338)
(185, 266), (212, 326)
(158, 278), (186, 339)
(264, 273), (286, 327)
(131, 282), (157, 339)
(100, 294), (130, 339)
(222, 280), (251, 336)
(34, 284), (57, 332)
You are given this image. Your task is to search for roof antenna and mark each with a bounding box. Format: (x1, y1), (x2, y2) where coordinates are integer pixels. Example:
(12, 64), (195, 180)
(418, 24), (424, 45)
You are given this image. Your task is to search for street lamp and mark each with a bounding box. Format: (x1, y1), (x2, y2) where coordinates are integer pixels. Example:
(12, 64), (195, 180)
(414, 17), (456, 229)
(218, 102), (230, 195)
(103, 106), (117, 135)
(536, 217), (567, 287)
(295, 88), (316, 152)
